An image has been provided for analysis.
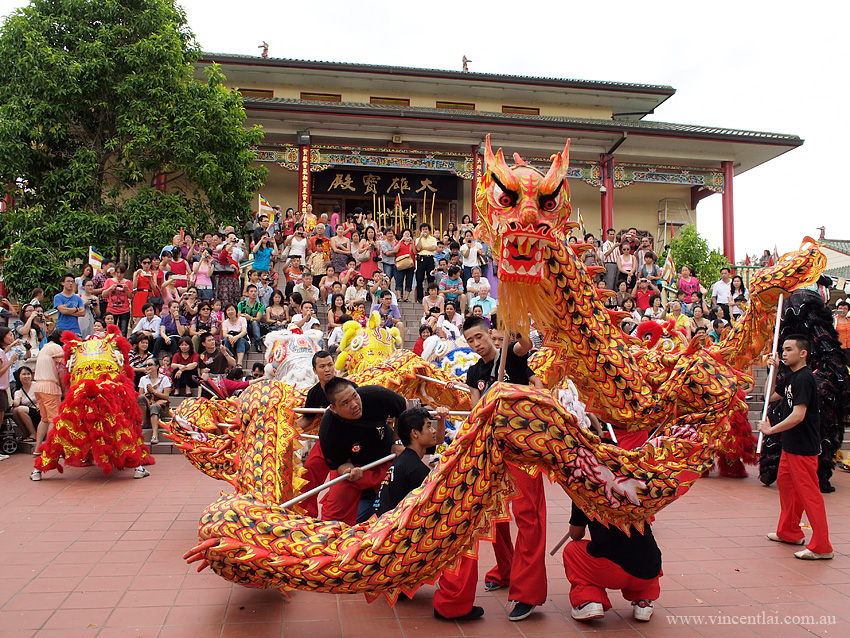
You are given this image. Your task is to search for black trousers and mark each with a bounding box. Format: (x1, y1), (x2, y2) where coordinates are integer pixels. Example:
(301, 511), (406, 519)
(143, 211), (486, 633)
(415, 255), (435, 302)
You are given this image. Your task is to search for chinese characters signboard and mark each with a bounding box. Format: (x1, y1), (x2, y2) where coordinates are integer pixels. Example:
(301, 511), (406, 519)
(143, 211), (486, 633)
(313, 170), (457, 200)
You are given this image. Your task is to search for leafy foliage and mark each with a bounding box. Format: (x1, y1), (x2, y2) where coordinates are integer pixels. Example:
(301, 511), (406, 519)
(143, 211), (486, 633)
(0, 0), (266, 301)
(663, 225), (729, 287)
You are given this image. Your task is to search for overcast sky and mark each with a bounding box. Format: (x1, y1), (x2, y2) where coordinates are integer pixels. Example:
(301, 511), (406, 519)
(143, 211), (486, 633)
(2, 0), (847, 258)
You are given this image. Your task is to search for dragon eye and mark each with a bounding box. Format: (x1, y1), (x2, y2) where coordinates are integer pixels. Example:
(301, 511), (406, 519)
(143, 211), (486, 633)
(539, 194), (559, 212)
(491, 176), (518, 208)
(350, 335), (364, 351)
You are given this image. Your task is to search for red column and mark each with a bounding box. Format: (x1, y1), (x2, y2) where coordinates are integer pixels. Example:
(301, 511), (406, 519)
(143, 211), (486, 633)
(298, 144), (312, 216)
(721, 161), (735, 263)
(152, 172), (167, 192)
(600, 155), (614, 232)
(471, 146), (483, 222)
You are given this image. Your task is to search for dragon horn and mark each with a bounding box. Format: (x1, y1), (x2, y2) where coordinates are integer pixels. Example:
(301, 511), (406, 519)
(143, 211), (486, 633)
(484, 135), (518, 189)
(512, 152), (528, 166)
(540, 140), (571, 193)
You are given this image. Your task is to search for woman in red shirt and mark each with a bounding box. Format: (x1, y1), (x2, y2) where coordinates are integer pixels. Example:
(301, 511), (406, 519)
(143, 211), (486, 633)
(394, 228), (417, 303)
(104, 263), (133, 336)
(171, 336), (200, 397)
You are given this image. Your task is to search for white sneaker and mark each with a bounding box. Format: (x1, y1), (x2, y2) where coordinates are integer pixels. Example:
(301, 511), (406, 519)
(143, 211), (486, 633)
(794, 548), (833, 560)
(767, 532), (805, 545)
(133, 467), (150, 479)
(571, 602), (604, 621)
(0, 454), (9, 461)
(632, 600), (653, 621)
(30, 469), (41, 481)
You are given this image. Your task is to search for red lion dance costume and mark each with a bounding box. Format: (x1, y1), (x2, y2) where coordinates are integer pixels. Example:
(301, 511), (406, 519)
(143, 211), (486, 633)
(34, 326), (154, 475)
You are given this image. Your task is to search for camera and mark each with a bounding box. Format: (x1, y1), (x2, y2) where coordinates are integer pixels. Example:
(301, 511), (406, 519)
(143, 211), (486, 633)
(430, 307), (440, 314)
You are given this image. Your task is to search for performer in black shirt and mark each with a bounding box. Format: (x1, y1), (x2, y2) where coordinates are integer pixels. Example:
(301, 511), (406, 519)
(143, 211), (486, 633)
(565, 502), (662, 622)
(317, 378), (407, 524)
(437, 317), (544, 623)
(297, 351), (336, 518)
(758, 335), (833, 559)
(374, 407), (445, 516)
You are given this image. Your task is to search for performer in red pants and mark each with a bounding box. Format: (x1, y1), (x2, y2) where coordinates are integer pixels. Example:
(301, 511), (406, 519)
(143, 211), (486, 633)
(483, 464), (547, 621)
(564, 502), (662, 622)
(758, 336), (833, 559)
(296, 350), (335, 518)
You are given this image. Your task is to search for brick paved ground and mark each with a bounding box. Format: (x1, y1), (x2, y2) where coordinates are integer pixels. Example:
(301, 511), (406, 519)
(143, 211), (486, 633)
(2, 453), (849, 637)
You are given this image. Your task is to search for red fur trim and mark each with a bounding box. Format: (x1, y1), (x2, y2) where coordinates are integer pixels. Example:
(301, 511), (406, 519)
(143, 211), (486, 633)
(636, 321), (662, 348)
(36, 375), (153, 475)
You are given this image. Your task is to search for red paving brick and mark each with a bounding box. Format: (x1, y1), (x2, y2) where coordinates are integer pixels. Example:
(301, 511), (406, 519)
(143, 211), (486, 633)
(2, 452), (849, 637)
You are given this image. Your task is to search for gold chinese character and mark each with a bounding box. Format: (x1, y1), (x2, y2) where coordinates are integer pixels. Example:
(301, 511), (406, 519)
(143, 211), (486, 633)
(329, 173), (356, 191)
(415, 178), (437, 193)
(363, 174), (381, 194)
(387, 177), (410, 194)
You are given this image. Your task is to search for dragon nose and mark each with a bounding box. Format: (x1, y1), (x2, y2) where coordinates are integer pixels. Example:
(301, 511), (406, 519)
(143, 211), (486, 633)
(518, 203), (538, 226)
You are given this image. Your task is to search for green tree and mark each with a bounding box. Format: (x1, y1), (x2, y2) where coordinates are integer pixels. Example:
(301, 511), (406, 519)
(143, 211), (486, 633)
(0, 0), (266, 301)
(663, 224), (729, 287)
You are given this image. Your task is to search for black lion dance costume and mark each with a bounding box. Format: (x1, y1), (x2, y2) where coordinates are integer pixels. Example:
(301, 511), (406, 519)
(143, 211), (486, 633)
(758, 287), (850, 492)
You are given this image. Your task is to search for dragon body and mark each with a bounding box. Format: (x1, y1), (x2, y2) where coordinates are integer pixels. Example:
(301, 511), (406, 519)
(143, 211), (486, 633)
(174, 136), (825, 599)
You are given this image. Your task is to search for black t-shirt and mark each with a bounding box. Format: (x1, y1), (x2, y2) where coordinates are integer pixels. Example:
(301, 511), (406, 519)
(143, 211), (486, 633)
(775, 366), (820, 456)
(319, 385), (407, 469)
(465, 341), (534, 396)
(373, 448), (431, 516)
(570, 502), (661, 580)
(304, 382), (329, 409)
(199, 349), (229, 375)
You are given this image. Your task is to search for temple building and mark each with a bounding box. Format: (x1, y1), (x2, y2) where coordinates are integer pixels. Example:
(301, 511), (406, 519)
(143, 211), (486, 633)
(196, 53), (803, 262)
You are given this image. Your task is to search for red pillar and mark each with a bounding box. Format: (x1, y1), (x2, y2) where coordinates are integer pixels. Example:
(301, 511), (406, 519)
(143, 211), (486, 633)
(600, 155), (614, 232)
(721, 161), (735, 263)
(471, 146), (483, 222)
(298, 144), (312, 216)
(152, 172), (167, 192)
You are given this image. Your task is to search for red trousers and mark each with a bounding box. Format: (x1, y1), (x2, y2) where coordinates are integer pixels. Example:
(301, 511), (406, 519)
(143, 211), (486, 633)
(777, 452), (832, 554)
(484, 465), (547, 605)
(563, 540), (661, 610)
(301, 441), (330, 518)
(433, 556), (478, 618)
(320, 460), (393, 525)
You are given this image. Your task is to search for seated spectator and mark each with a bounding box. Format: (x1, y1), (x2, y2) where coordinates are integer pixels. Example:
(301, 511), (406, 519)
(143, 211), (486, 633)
(620, 297), (641, 335)
(12, 366), (39, 442)
(171, 336), (200, 397)
(221, 303), (249, 368)
(327, 294), (347, 337)
(689, 305), (710, 335)
(643, 294), (664, 320)
(155, 300), (187, 357)
(369, 271), (398, 306)
(91, 319), (106, 338)
(138, 358), (170, 445)
(132, 303), (161, 340)
(439, 266), (466, 314)
(422, 282), (444, 326)
(432, 258), (449, 289)
(437, 301), (463, 339)
(665, 301), (691, 339)
(465, 267), (485, 297)
(371, 290), (403, 332)
(263, 290), (289, 333)
(319, 265), (342, 304)
(128, 334), (155, 388)
(190, 301), (220, 352)
(631, 278), (658, 312)
(469, 282), (497, 319)
(292, 300), (321, 334)
(344, 274), (370, 311)
(238, 285), (266, 353)
(293, 272), (320, 308)
(328, 313), (352, 355)
(708, 319), (725, 343)
(675, 289), (692, 317)
(413, 324), (432, 357)
(198, 332), (236, 386)
(340, 257), (359, 289)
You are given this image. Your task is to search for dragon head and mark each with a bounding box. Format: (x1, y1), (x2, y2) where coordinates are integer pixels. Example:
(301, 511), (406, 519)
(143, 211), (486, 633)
(475, 135), (572, 283)
(335, 311), (402, 375)
(63, 326), (130, 384)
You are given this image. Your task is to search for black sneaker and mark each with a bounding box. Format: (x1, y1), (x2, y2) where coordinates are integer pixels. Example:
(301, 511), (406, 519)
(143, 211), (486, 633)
(434, 605), (484, 621)
(508, 601), (535, 621)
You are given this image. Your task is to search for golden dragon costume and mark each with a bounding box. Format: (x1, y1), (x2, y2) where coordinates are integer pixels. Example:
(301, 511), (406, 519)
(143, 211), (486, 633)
(173, 137), (825, 601)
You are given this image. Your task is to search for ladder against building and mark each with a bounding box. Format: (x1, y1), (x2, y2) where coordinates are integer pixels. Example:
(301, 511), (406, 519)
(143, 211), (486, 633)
(657, 198), (694, 248)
